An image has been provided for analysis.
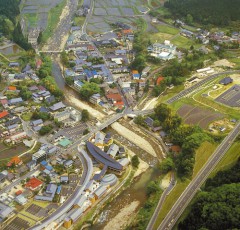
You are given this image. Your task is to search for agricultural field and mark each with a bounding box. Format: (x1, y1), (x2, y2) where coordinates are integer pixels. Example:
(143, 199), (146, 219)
(0, 142), (28, 161)
(87, 0), (150, 33)
(20, 0), (64, 34)
(177, 104), (224, 129)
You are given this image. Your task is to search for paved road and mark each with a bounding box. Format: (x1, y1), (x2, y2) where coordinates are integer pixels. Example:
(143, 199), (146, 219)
(31, 146), (93, 230)
(167, 70), (240, 104)
(156, 122), (240, 230)
(0, 168), (39, 195)
(146, 173), (175, 230)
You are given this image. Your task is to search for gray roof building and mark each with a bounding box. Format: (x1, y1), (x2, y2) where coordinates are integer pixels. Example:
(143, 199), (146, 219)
(0, 203), (14, 220)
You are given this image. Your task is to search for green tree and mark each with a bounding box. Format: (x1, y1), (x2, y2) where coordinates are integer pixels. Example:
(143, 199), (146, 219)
(79, 82), (100, 100)
(132, 155), (140, 168)
(159, 157), (175, 173)
(39, 125), (53, 135)
(146, 181), (160, 196)
(81, 109), (90, 122)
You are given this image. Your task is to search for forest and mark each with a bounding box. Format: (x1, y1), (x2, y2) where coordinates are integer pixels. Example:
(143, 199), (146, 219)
(164, 0), (240, 27)
(0, 0), (32, 50)
(178, 158), (240, 229)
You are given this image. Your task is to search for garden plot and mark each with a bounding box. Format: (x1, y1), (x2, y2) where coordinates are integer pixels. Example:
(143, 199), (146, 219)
(177, 104), (224, 129)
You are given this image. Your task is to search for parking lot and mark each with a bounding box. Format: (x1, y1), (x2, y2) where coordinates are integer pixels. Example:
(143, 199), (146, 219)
(53, 123), (88, 141)
(61, 185), (74, 197)
(4, 217), (30, 230)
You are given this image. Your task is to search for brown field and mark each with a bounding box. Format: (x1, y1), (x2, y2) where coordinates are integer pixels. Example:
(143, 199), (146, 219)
(177, 104), (224, 129)
(0, 143), (28, 160)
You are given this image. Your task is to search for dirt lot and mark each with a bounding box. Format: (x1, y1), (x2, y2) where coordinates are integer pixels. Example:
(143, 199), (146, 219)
(177, 104), (224, 129)
(0, 142), (28, 160)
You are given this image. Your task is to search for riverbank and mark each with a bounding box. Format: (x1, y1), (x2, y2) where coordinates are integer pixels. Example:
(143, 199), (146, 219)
(103, 200), (140, 230)
(111, 122), (157, 157)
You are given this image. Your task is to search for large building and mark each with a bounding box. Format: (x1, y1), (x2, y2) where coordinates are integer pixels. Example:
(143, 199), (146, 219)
(86, 141), (123, 172)
(148, 41), (176, 60)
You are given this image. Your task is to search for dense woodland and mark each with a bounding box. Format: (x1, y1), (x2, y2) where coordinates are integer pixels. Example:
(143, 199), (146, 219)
(165, 0), (240, 27)
(0, 0), (32, 49)
(178, 158), (240, 229)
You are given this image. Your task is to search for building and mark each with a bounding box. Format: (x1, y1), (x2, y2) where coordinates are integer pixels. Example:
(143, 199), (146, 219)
(90, 93), (101, 105)
(35, 184), (57, 202)
(15, 194), (27, 205)
(0, 111), (9, 120)
(141, 66), (151, 77)
(219, 77), (233, 85)
(107, 144), (119, 158)
(148, 41), (176, 60)
(132, 70), (141, 80)
(7, 156), (23, 167)
(118, 158), (130, 169)
(0, 203), (14, 220)
(94, 185), (107, 199)
(25, 177), (43, 191)
(94, 132), (105, 146)
(101, 174), (118, 187)
(28, 29), (40, 46)
(8, 97), (23, 105)
(49, 101), (66, 111)
(86, 141), (123, 172)
(32, 150), (47, 163)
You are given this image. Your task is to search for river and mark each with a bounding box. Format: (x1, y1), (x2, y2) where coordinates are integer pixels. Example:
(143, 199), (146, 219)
(90, 167), (161, 230)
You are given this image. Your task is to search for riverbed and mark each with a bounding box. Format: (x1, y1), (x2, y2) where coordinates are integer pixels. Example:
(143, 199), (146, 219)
(90, 167), (161, 230)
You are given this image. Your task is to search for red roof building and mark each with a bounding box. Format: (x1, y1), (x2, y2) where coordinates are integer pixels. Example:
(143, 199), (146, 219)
(0, 110), (9, 119)
(122, 29), (133, 35)
(15, 190), (23, 196)
(7, 156), (23, 167)
(36, 59), (42, 69)
(25, 178), (43, 191)
(156, 76), (164, 85)
(8, 86), (17, 91)
(0, 99), (8, 107)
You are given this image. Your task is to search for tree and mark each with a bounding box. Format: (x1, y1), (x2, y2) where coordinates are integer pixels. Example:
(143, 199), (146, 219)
(154, 104), (171, 123)
(159, 157), (175, 173)
(81, 109), (90, 122)
(146, 181), (160, 196)
(39, 125), (53, 135)
(65, 76), (74, 85)
(132, 155), (140, 168)
(79, 82), (100, 100)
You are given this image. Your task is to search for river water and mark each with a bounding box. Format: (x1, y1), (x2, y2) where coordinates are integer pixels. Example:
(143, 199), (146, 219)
(90, 167), (161, 230)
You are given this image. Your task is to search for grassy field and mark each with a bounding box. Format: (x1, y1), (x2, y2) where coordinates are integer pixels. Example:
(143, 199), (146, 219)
(209, 140), (240, 178)
(156, 25), (179, 35)
(153, 141), (218, 229)
(192, 141), (218, 178)
(21, 112), (33, 121)
(24, 13), (38, 27)
(171, 34), (200, 49)
(42, 0), (67, 43)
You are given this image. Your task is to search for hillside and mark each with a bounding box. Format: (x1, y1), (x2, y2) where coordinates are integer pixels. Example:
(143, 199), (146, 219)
(165, 0), (240, 26)
(178, 157), (240, 230)
(0, 0), (31, 50)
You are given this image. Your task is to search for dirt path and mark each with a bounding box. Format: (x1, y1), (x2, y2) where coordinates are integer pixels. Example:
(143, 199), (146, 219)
(111, 122), (157, 157)
(103, 201), (140, 230)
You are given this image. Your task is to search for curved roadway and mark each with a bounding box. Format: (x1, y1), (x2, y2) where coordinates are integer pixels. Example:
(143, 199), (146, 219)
(31, 146), (93, 230)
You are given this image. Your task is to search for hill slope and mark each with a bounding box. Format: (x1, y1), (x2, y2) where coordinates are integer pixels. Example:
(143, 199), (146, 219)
(165, 0), (240, 26)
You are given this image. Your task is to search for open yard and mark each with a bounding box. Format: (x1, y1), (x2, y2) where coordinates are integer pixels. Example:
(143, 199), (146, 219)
(177, 104), (224, 129)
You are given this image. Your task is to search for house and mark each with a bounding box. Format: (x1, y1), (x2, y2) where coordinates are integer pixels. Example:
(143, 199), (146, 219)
(156, 76), (164, 85)
(9, 62), (20, 68)
(31, 119), (43, 127)
(141, 66), (151, 77)
(145, 117), (154, 127)
(0, 203), (14, 220)
(64, 160), (73, 168)
(27, 160), (36, 170)
(15, 194), (27, 205)
(25, 177), (43, 191)
(107, 144), (119, 158)
(0, 110), (9, 120)
(49, 101), (66, 111)
(149, 41), (176, 60)
(35, 184), (57, 202)
(7, 156), (23, 167)
(90, 93), (101, 105)
(10, 131), (27, 142)
(60, 175), (69, 183)
(8, 97), (23, 105)
(8, 86), (17, 91)
(74, 80), (84, 89)
(132, 70), (140, 80)
(118, 158), (130, 169)
(219, 77), (233, 85)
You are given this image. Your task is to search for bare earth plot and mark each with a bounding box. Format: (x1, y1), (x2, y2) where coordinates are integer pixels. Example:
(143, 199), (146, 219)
(177, 104), (224, 129)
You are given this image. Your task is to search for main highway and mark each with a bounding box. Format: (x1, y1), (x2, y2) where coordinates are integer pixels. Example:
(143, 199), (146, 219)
(167, 70), (240, 104)
(156, 121), (240, 230)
